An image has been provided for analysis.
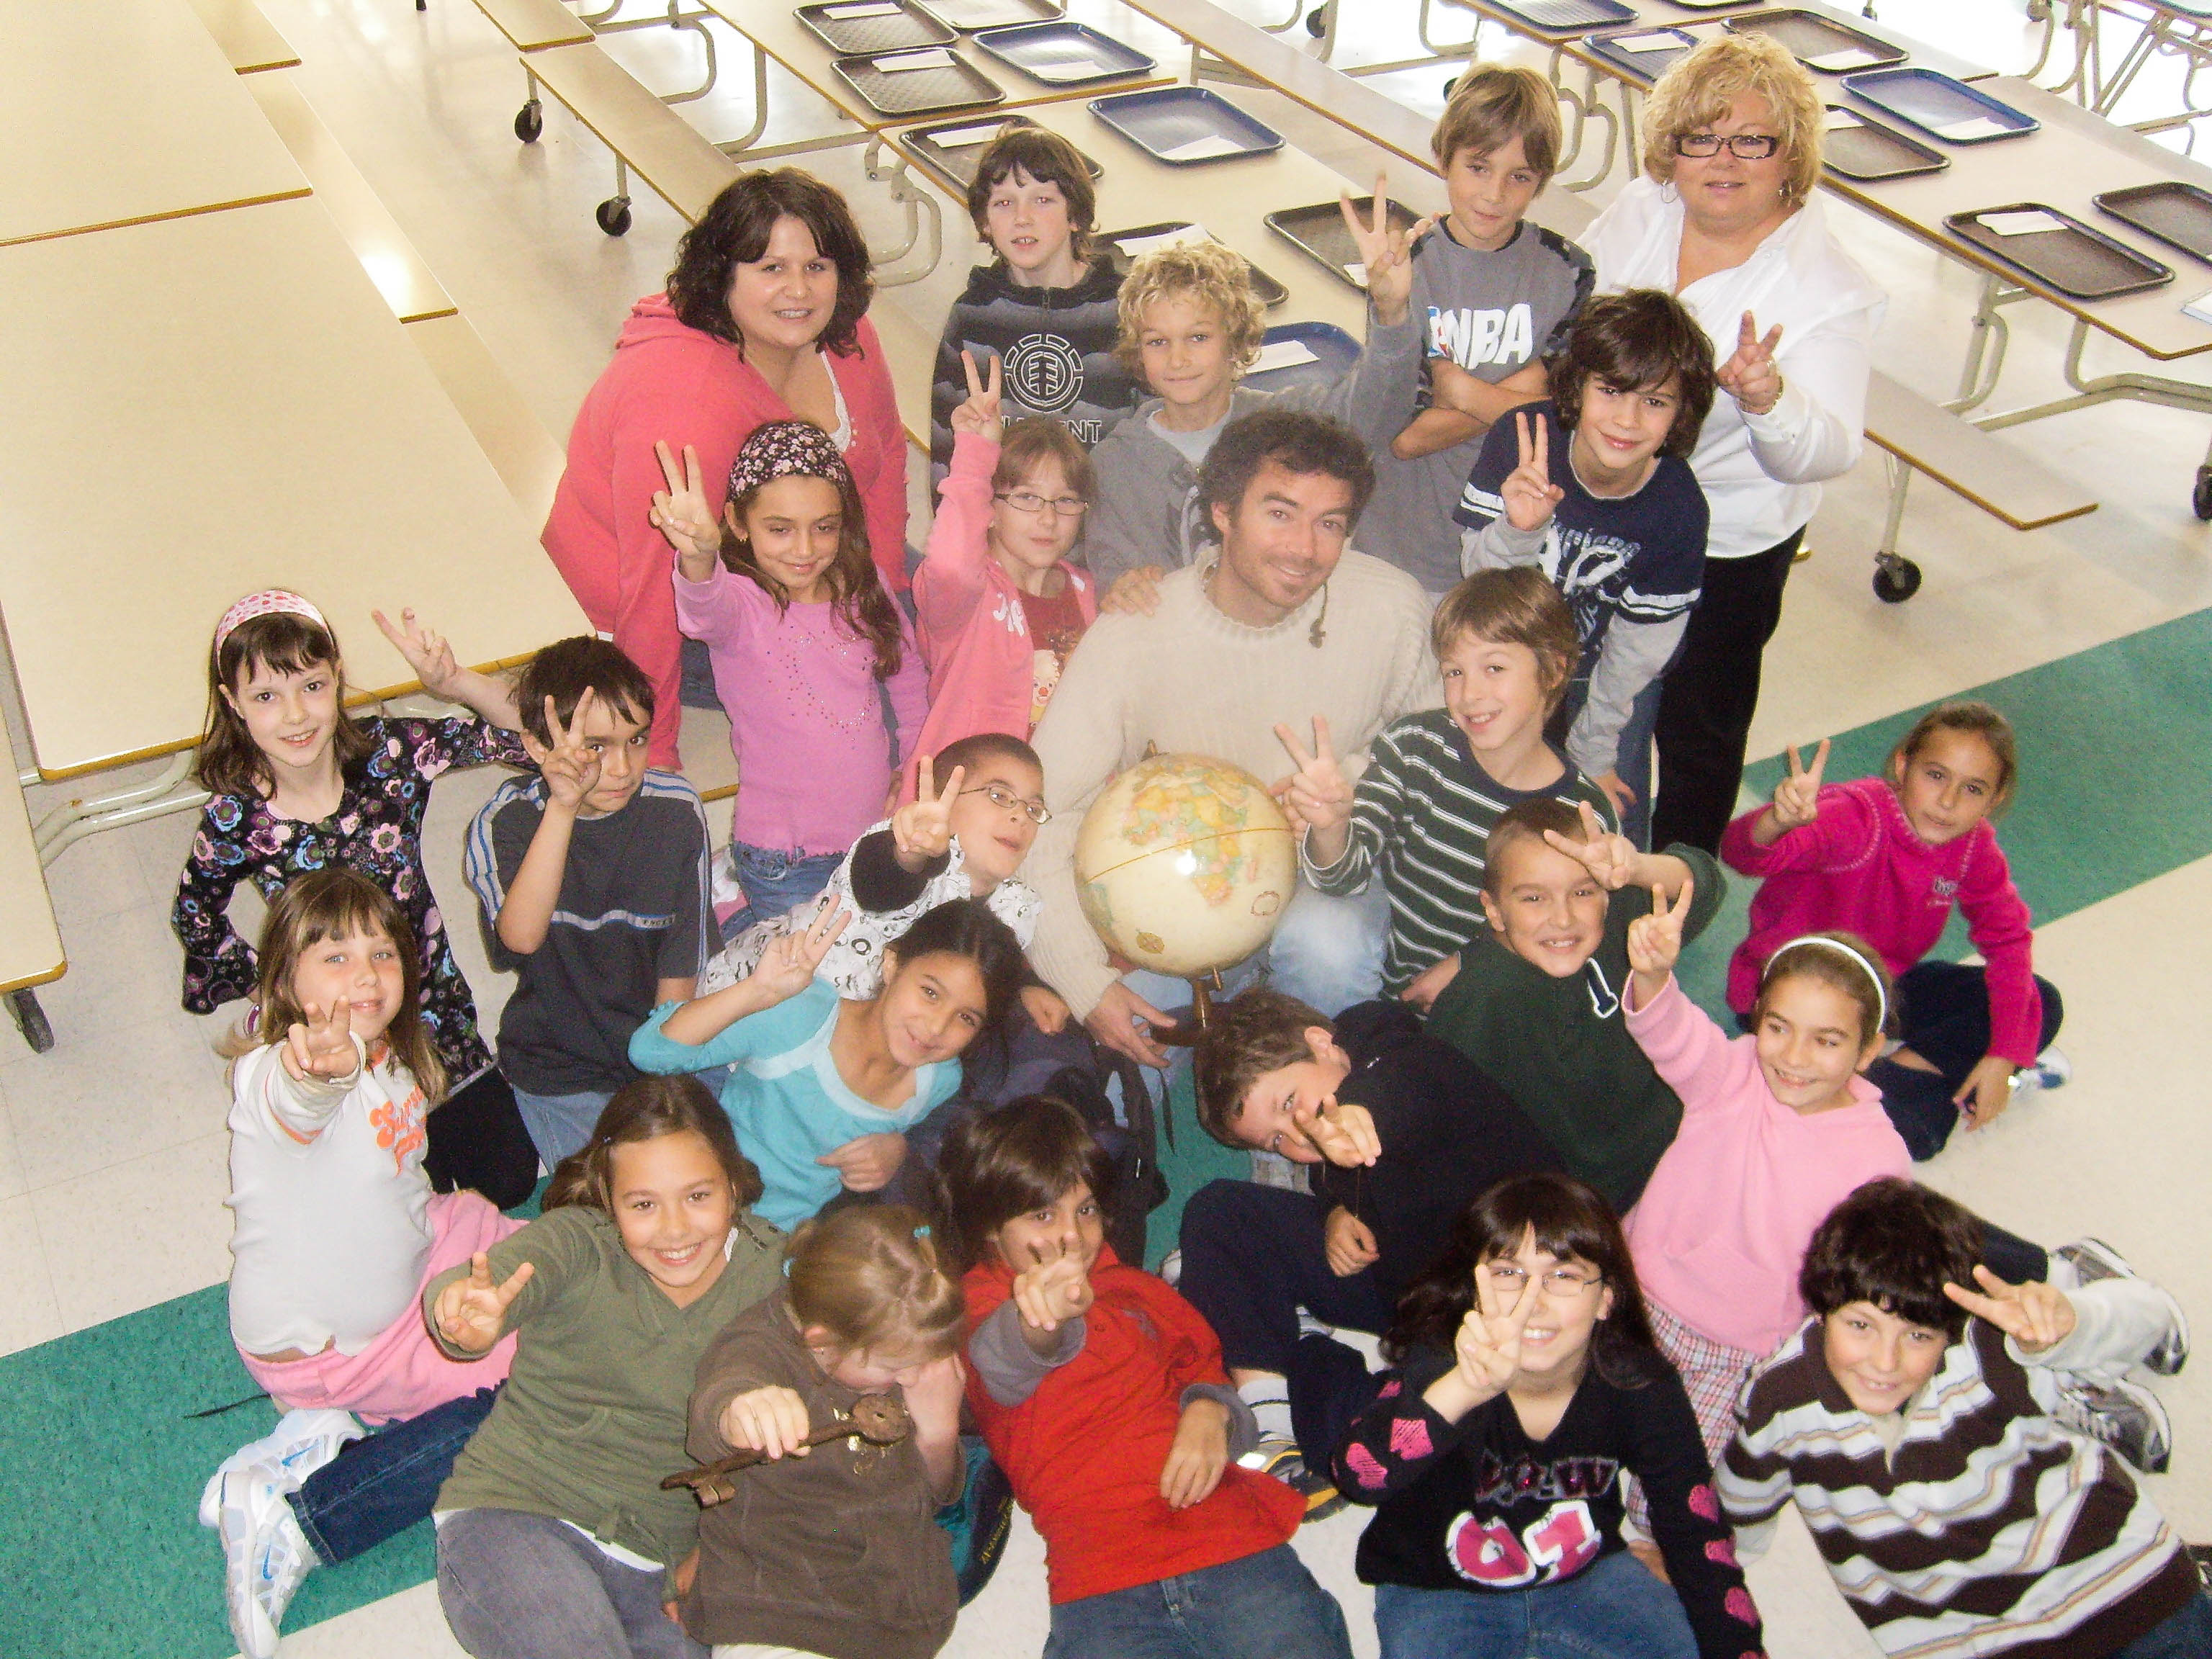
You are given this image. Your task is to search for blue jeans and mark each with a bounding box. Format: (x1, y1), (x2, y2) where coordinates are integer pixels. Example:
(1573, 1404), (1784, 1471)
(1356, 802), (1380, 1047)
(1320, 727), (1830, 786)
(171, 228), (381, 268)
(438, 1506), (705, 1659)
(2115, 1586), (2212, 1658)
(727, 842), (844, 928)
(508, 1084), (616, 1170)
(289, 1388), (500, 1565)
(1045, 1543), (1353, 1659)
(1374, 1550), (1698, 1659)
(1552, 652), (1668, 852)
(1123, 874), (1391, 1032)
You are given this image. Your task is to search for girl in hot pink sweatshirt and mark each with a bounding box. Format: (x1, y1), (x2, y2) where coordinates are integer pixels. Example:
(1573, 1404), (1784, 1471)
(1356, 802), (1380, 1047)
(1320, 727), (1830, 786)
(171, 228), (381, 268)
(541, 172), (909, 770)
(909, 350), (1097, 782)
(1720, 701), (2061, 1161)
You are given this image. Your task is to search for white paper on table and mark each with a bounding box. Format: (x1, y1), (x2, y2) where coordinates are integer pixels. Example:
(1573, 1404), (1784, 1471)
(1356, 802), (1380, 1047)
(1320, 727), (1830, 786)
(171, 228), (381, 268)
(1806, 45), (1884, 71)
(875, 47), (956, 70)
(1344, 261), (1368, 287)
(1938, 114), (2012, 140)
(1822, 108), (1863, 130)
(927, 120), (1007, 148)
(1113, 224), (1211, 256)
(824, 1), (902, 16)
(1157, 132), (1249, 161)
(1250, 338), (1321, 372)
(1977, 208), (2064, 237)
(2184, 289), (2212, 325)
(1606, 30), (1681, 52)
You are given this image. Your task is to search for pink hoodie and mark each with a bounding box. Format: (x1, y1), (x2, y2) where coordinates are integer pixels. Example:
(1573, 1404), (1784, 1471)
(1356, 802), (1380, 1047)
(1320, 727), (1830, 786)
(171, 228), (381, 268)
(1623, 974), (1910, 1357)
(541, 295), (910, 770)
(909, 431), (1096, 770)
(1719, 775), (2042, 1066)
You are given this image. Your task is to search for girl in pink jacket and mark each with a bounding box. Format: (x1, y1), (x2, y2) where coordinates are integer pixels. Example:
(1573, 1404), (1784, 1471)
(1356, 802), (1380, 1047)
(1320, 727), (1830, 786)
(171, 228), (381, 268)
(909, 349), (1097, 779)
(1720, 701), (2063, 1161)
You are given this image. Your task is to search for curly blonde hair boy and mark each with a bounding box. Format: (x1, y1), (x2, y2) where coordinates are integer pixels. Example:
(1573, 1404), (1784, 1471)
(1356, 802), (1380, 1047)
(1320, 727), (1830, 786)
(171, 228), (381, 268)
(1112, 239), (1269, 380)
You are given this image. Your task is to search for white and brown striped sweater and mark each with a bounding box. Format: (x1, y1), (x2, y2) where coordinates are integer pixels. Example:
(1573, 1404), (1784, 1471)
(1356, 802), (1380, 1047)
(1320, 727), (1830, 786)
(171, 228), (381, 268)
(1720, 1316), (2195, 1658)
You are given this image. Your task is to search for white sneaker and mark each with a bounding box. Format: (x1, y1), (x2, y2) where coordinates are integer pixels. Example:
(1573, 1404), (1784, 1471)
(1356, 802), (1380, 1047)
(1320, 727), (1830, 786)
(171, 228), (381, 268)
(198, 1410), (362, 1529)
(1158, 1249), (1182, 1287)
(220, 1463), (319, 1659)
(2016, 1047), (2073, 1092)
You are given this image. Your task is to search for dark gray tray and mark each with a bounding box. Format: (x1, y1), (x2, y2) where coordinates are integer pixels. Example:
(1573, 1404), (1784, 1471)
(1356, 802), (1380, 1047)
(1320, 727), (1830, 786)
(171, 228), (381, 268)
(1487, 0), (1634, 32)
(971, 19), (1154, 86)
(1101, 223), (1288, 307)
(1264, 197), (1422, 292)
(1585, 26), (1697, 85)
(832, 48), (1004, 116)
(2095, 181), (2212, 266)
(914, 0), (1058, 28)
(1820, 104), (1946, 181)
(1087, 85), (1283, 166)
(1725, 8), (1905, 73)
(901, 112), (1100, 188)
(1945, 203), (2174, 300)
(796, 0), (955, 56)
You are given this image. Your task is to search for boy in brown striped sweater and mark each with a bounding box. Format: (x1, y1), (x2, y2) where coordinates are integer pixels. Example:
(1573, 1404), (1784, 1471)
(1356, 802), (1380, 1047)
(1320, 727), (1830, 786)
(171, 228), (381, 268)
(1721, 1179), (2203, 1659)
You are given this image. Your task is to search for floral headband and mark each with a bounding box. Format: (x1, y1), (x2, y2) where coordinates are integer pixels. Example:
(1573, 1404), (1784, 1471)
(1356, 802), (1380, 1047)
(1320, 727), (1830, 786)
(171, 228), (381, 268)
(215, 590), (330, 655)
(727, 419), (853, 504)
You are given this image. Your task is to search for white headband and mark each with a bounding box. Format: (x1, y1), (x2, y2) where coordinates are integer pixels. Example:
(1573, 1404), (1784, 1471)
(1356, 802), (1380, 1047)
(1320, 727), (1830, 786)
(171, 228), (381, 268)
(1765, 935), (1887, 1033)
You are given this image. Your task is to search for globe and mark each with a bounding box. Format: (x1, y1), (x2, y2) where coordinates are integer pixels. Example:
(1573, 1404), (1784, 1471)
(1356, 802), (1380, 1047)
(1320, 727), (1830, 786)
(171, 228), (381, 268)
(1074, 752), (1298, 979)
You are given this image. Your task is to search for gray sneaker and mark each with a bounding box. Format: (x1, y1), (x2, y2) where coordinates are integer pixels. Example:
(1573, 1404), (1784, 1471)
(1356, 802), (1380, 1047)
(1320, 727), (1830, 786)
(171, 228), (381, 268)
(2056, 1376), (2172, 1475)
(2054, 1239), (2190, 1376)
(1243, 1437), (1346, 1523)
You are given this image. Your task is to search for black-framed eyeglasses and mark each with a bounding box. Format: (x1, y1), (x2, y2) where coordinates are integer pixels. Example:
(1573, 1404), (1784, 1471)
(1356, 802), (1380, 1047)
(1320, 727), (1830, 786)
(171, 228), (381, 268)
(961, 783), (1052, 825)
(994, 490), (1090, 517)
(1673, 132), (1781, 160)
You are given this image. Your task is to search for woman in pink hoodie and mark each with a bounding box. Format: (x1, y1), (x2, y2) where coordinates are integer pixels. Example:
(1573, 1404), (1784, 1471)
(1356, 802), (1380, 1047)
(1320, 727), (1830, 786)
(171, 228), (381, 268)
(541, 168), (908, 770)
(909, 349), (1097, 780)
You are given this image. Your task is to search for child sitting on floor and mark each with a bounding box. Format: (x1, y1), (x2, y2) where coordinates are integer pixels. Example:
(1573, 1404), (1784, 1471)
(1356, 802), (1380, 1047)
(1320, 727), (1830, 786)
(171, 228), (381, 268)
(1724, 1178), (2199, 1659)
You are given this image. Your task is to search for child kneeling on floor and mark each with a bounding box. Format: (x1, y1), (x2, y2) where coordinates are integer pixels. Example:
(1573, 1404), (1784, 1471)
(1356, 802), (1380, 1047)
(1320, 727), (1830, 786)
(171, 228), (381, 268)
(1724, 1178), (2200, 1659)
(938, 1097), (1355, 1659)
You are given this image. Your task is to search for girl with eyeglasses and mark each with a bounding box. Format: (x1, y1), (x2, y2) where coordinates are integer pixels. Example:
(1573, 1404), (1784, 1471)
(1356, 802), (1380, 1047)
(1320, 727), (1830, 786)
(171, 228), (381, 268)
(1331, 1172), (1763, 1659)
(909, 349), (1100, 773)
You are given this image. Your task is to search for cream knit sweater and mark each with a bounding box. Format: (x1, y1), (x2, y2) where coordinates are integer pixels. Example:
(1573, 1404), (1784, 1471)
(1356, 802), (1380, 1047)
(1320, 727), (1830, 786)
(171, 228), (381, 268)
(1028, 552), (1441, 1017)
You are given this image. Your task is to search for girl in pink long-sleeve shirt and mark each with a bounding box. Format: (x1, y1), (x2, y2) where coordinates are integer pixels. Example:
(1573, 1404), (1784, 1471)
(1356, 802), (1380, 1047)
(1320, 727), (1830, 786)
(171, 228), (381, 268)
(652, 421), (925, 922)
(1719, 701), (2063, 1161)
(909, 351), (1097, 781)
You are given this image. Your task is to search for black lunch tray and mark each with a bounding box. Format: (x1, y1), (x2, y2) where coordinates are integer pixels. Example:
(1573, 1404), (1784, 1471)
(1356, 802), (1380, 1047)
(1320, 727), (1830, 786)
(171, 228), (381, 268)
(1100, 223), (1289, 307)
(1725, 7), (1906, 73)
(2094, 181), (2212, 266)
(914, 0), (1060, 28)
(1943, 202), (2175, 300)
(1264, 197), (1424, 292)
(899, 112), (1101, 187)
(832, 48), (1004, 117)
(796, 0), (956, 57)
(1484, 0), (1635, 35)
(1820, 104), (1947, 181)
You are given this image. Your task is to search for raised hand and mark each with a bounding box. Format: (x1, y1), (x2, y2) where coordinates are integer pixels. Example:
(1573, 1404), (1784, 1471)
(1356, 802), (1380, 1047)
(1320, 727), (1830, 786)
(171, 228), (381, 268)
(373, 607), (466, 701)
(891, 755), (964, 867)
(1273, 716), (1354, 835)
(1943, 1264), (2077, 1353)
(648, 440), (725, 566)
(1542, 799), (1640, 891)
(281, 999), (360, 1084)
(1501, 410), (1566, 533)
(433, 1250), (536, 1352)
(950, 350), (1004, 442)
(1624, 878), (1696, 979)
(1452, 1262), (1536, 1397)
(719, 1385), (815, 1460)
(1771, 738), (1830, 831)
(1325, 1206), (1381, 1277)
(1100, 565), (1165, 617)
(746, 902), (851, 1004)
(1291, 1097), (1382, 1169)
(1717, 311), (1785, 416)
(538, 688), (603, 814)
(1339, 176), (1433, 325)
(816, 1131), (907, 1193)
(1012, 1236), (1094, 1334)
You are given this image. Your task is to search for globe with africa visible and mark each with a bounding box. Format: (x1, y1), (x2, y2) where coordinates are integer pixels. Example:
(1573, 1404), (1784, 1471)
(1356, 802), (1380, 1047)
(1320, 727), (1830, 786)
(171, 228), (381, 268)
(1074, 752), (1297, 979)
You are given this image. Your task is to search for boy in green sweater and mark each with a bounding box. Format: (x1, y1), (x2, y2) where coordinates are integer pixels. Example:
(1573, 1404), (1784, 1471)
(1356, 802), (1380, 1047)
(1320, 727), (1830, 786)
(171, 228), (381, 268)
(1421, 795), (1719, 1211)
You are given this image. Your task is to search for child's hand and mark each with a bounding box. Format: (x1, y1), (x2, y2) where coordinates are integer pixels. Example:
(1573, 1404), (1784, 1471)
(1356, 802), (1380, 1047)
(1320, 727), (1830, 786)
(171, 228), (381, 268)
(1020, 984), (1071, 1034)
(816, 1131), (907, 1193)
(1717, 311), (1786, 417)
(1337, 177), (1433, 327)
(719, 1385), (815, 1460)
(746, 902), (850, 1004)
(1325, 1206), (1381, 1277)
(1272, 716), (1354, 835)
(537, 688), (603, 814)
(433, 1250), (535, 1352)
(649, 440), (725, 565)
(663, 1548), (698, 1627)
(891, 755), (964, 867)
(950, 350), (1004, 442)
(1542, 799), (1640, 891)
(1290, 1097), (1381, 1169)
(1011, 1236), (1093, 1334)
(1771, 738), (1829, 831)
(1400, 951), (1461, 1012)
(281, 999), (360, 1084)
(372, 606), (466, 701)
(1956, 1054), (2018, 1131)
(1943, 1264), (2077, 1354)
(1452, 1262), (1536, 1396)
(1500, 410), (1565, 533)
(1624, 878), (1695, 979)
(1101, 565), (1165, 616)
(1160, 1396), (1231, 1510)
(900, 1352), (968, 1438)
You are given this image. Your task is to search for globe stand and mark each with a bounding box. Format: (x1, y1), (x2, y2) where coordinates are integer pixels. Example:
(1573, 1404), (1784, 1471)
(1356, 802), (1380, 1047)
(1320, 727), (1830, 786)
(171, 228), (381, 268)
(1149, 971), (1223, 1048)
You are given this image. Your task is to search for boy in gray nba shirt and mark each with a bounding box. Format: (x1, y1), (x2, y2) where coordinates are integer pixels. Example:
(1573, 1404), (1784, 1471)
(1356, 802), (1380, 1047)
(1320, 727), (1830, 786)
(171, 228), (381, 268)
(1357, 66), (1594, 599)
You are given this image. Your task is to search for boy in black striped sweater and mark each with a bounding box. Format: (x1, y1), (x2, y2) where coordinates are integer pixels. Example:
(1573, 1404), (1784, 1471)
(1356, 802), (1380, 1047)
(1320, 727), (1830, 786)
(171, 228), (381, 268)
(1722, 1179), (2203, 1659)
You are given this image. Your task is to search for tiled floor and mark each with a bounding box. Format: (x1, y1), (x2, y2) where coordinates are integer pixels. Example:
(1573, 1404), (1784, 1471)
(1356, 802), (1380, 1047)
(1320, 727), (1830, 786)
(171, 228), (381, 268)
(6, 0), (2212, 1654)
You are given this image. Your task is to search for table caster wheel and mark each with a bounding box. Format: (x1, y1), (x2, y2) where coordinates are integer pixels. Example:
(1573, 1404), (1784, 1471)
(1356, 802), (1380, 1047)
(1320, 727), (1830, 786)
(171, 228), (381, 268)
(596, 197), (633, 236)
(1872, 553), (1922, 603)
(1305, 6), (1327, 35)
(514, 100), (543, 143)
(2026, 0), (2051, 19)
(8, 989), (53, 1054)
(2193, 464), (2212, 520)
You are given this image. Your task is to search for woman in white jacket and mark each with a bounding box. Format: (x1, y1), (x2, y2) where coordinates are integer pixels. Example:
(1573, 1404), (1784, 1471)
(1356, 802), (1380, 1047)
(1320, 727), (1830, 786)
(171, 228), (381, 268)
(1581, 33), (1885, 852)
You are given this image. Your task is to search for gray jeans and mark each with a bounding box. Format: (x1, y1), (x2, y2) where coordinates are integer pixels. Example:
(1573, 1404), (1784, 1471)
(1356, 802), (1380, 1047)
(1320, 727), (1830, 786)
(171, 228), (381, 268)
(437, 1508), (707, 1659)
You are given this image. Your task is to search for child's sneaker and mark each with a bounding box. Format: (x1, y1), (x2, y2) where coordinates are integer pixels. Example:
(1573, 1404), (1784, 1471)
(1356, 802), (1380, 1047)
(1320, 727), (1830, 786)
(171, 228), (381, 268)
(1158, 1249), (1182, 1287)
(1241, 1437), (1345, 1523)
(2056, 1377), (2172, 1474)
(2054, 1239), (2190, 1376)
(197, 1409), (361, 1529)
(2015, 1047), (2072, 1092)
(218, 1463), (319, 1659)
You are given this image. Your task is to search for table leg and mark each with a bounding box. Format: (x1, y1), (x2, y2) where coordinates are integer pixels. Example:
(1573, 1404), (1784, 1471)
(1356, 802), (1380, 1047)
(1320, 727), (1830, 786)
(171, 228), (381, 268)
(32, 750), (206, 866)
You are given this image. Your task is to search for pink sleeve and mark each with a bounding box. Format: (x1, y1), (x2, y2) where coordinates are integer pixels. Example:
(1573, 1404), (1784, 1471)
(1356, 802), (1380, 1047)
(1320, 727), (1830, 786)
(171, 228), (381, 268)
(913, 431), (1001, 650)
(886, 608), (931, 768)
(1954, 831), (2044, 1066)
(672, 564), (768, 651)
(1720, 786), (1871, 876)
(848, 321), (912, 594)
(1623, 973), (1755, 1117)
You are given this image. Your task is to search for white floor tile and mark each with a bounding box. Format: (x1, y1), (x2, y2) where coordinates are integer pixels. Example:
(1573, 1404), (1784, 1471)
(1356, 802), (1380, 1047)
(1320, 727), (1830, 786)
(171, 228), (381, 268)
(32, 1131), (234, 1334)
(0, 1194), (64, 1359)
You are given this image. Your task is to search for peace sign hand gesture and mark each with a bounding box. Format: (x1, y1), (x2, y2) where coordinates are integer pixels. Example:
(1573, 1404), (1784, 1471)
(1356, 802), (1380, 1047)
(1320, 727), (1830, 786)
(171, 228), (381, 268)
(433, 1250), (536, 1352)
(1501, 410), (1566, 533)
(746, 902), (851, 1005)
(1273, 717), (1354, 835)
(1625, 878), (1696, 980)
(891, 755), (966, 868)
(1943, 1265), (2077, 1354)
(538, 688), (603, 815)
(1012, 1236), (1094, 1334)
(1290, 1096), (1382, 1168)
(1453, 1264), (1536, 1398)
(1338, 177), (1433, 328)
(649, 440), (725, 568)
(1542, 799), (1640, 891)
(950, 351), (1004, 443)
(282, 999), (361, 1085)
(1717, 311), (1785, 416)
(1772, 738), (1830, 831)
(373, 607), (466, 702)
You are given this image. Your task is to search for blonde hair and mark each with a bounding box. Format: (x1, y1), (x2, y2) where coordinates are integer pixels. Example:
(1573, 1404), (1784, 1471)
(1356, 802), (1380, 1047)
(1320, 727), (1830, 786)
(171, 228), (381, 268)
(1114, 240), (1268, 380)
(787, 1205), (965, 1363)
(1641, 34), (1825, 202)
(1431, 63), (1562, 178)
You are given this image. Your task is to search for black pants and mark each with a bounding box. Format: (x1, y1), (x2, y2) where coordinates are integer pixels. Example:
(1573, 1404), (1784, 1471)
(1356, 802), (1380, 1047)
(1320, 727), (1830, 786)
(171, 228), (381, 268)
(1869, 962), (2066, 1161)
(1652, 527), (1804, 854)
(423, 1069), (541, 1211)
(1179, 1179), (1396, 1377)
